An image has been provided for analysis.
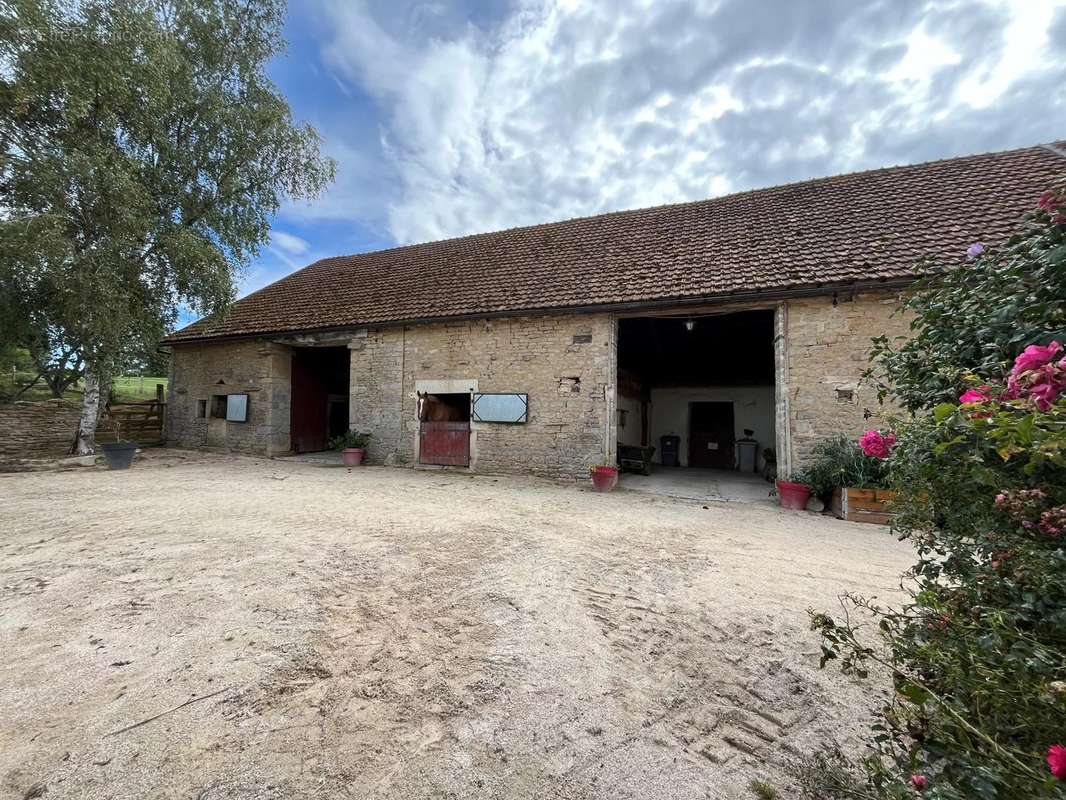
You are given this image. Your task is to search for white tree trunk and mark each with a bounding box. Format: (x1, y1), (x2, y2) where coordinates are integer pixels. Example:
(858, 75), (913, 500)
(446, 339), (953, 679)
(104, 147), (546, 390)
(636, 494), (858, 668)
(75, 366), (111, 455)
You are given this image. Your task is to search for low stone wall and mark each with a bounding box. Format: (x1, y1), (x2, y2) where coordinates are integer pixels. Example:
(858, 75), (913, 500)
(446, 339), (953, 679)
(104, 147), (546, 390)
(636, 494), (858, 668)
(0, 399), (116, 464)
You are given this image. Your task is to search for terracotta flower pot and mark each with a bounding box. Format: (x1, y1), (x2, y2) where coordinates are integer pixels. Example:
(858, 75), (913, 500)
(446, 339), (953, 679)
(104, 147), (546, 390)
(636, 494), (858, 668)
(342, 448), (365, 466)
(590, 465), (619, 492)
(775, 479), (811, 510)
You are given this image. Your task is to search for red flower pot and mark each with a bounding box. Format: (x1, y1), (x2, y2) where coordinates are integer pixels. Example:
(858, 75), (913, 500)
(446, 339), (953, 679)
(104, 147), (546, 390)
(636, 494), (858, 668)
(590, 465), (619, 492)
(776, 479), (811, 510)
(342, 448), (365, 466)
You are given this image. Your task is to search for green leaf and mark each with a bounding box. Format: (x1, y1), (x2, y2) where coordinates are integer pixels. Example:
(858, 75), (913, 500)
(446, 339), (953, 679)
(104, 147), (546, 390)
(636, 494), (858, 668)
(934, 403), (958, 422)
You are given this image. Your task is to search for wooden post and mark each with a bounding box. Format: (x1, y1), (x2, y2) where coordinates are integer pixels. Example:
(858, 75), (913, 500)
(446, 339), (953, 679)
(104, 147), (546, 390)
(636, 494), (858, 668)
(156, 383), (164, 403)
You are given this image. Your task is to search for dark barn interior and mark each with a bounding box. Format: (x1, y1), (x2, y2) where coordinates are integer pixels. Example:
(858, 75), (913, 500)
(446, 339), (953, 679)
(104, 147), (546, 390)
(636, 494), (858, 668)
(290, 346), (350, 453)
(617, 310), (775, 388)
(617, 310), (775, 471)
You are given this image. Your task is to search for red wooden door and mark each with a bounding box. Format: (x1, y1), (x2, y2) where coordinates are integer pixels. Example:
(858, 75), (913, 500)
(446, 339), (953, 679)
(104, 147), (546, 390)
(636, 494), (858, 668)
(419, 421), (470, 466)
(291, 354), (329, 452)
(688, 402), (735, 468)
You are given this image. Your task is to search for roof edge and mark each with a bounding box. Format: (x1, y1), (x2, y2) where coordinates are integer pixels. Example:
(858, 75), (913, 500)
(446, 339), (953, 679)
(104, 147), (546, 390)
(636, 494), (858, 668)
(160, 277), (915, 346)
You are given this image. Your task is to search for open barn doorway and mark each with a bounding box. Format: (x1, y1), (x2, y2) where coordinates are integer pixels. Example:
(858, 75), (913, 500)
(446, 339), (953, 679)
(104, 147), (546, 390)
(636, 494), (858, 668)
(290, 346), (350, 453)
(616, 309), (776, 504)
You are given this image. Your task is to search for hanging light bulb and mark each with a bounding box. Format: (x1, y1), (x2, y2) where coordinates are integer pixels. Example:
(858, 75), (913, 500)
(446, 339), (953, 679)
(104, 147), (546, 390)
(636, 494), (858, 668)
(684, 318), (696, 332)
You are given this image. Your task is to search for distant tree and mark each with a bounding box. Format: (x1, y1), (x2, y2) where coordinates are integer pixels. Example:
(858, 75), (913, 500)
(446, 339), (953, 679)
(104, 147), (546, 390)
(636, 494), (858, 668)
(27, 327), (84, 398)
(0, 0), (335, 450)
(0, 309), (83, 400)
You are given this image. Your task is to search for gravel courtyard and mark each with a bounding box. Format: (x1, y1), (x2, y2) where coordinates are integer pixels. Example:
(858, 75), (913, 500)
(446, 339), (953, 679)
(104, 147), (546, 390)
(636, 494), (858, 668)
(0, 450), (913, 800)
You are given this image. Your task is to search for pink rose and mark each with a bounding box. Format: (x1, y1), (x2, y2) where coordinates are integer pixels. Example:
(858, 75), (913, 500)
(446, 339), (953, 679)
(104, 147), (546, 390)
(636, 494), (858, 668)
(1038, 191), (1059, 212)
(959, 388), (990, 404)
(1029, 380), (1061, 411)
(909, 774), (929, 791)
(1006, 342), (1066, 409)
(1049, 744), (1066, 780)
(859, 430), (895, 459)
(1011, 341), (1063, 375)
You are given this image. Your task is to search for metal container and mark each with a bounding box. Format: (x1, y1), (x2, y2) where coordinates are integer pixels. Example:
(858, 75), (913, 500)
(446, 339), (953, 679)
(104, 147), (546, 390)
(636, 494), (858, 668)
(736, 440), (758, 473)
(660, 435), (681, 467)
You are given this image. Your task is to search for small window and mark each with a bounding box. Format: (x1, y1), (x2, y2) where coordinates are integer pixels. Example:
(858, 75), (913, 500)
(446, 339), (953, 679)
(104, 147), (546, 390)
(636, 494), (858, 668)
(196, 399), (207, 418)
(471, 393), (529, 423)
(226, 394), (248, 422)
(211, 395), (227, 418)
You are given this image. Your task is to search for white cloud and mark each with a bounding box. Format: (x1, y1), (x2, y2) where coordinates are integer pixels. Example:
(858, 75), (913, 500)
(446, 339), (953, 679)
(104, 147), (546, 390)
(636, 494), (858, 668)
(314, 0), (1066, 246)
(270, 230), (310, 256)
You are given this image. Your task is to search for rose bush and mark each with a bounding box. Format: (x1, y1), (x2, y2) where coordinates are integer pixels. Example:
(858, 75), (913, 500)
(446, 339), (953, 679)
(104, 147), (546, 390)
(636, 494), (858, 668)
(799, 189), (1066, 800)
(866, 187), (1066, 412)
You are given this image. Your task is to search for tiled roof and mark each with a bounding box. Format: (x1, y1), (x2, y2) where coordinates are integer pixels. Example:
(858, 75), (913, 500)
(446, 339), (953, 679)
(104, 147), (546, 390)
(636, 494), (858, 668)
(165, 142), (1066, 343)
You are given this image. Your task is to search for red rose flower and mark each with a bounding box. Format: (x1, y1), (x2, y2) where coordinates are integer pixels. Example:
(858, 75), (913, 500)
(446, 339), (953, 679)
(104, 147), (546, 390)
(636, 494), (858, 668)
(1049, 744), (1066, 780)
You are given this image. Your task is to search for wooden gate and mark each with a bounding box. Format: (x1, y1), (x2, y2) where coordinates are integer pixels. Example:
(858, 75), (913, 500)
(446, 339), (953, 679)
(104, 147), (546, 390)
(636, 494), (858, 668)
(419, 421), (470, 466)
(104, 400), (166, 446)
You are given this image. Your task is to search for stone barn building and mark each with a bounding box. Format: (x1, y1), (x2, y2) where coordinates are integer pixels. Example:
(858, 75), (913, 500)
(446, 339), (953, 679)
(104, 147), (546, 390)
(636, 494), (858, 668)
(162, 143), (1064, 480)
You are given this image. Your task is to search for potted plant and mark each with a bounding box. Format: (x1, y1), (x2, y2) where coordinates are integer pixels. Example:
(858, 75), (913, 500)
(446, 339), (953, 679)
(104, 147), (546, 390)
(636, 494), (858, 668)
(328, 430), (372, 466)
(802, 433), (897, 524)
(589, 463), (619, 492)
(774, 471), (812, 510)
(99, 419), (137, 470)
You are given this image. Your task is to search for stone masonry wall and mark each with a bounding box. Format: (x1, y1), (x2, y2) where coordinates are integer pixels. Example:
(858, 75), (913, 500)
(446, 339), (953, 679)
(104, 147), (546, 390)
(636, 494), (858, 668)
(349, 313), (616, 479)
(0, 399), (118, 464)
(167, 339), (292, 455)
(347, 327), (404, 465)
(166, 292), (910, 478)
(785, 290), (911, 467)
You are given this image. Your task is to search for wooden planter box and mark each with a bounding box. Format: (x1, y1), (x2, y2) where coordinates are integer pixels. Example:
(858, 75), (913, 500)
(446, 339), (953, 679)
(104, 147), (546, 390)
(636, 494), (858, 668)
(831, 487), (898, 525)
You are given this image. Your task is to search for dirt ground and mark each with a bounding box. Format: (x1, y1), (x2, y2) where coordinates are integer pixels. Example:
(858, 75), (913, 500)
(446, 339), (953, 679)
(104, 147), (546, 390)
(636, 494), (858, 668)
(0, 450), (913, 800)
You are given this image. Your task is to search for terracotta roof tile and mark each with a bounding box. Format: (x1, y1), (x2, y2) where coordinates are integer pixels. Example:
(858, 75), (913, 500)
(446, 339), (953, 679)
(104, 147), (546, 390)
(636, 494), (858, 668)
(165, 142), (1066, 343)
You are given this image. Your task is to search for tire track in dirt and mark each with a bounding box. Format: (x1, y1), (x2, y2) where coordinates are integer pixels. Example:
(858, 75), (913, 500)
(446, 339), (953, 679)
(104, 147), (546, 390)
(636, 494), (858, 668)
(565, 535), (848, 793)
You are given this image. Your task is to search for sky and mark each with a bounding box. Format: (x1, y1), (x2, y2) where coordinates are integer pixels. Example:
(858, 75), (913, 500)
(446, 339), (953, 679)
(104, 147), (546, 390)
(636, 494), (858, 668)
(245, 0), (1066, 300)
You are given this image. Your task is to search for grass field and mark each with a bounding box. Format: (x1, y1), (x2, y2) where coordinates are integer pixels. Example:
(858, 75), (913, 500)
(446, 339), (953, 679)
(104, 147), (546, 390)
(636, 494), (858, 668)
(108, 375), (169, 401)
(0, 374), (168, 403)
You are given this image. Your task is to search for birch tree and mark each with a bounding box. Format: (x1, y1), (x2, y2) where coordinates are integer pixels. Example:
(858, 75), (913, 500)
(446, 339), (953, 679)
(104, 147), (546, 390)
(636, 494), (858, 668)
(0, 0), (335, 451)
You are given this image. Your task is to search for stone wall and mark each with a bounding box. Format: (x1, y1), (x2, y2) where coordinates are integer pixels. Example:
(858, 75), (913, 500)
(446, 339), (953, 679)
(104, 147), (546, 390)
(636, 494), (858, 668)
(167, 339), (292, 455)
(0, 399), (117, 463)
(166, 291), (909, 478)
(784, 290), (910, 467)
(350, 313), (617, 478)
(348, 327), (404, 464)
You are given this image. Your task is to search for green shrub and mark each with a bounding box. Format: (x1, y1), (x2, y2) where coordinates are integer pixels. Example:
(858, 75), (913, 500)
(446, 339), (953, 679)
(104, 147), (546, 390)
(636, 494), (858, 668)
(866, 189), (1066, 412)
(328, 430), (371, 450)
(801, 435), (889, 498)
(803, 189), (1066, 799)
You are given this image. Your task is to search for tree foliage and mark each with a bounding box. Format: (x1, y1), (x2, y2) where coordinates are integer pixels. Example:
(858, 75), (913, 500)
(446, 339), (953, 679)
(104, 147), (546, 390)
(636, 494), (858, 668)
(803, 191), (1066, 799)
(0, 0), (334, 443)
